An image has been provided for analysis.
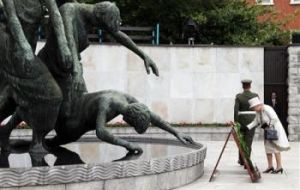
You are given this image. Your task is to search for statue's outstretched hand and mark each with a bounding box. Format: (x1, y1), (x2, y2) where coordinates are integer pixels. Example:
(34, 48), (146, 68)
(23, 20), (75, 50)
(144, 55), (159, 76)
(126, 143), (143, 154)
(58, 47), (73, 72)
(176, 133), (195, 145)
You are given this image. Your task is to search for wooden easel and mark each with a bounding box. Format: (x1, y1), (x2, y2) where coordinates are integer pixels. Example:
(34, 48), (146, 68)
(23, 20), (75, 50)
(209, 126), (261, 183)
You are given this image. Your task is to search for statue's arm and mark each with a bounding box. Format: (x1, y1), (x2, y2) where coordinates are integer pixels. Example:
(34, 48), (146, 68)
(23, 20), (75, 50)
(150, 112), (194, 144)
(2, 0), (34, 61)
(110, 31), (159, 76)
(44, 0), (72, 69)
(60, 5), (81, 73)
(95, 110), (142, 153)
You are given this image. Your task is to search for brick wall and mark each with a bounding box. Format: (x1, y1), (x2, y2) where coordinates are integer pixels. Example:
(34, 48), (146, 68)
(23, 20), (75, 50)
(247, 0), (300, 30)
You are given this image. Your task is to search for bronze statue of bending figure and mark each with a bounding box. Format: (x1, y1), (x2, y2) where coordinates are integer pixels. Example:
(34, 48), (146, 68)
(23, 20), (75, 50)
(7, 90), (194, 153)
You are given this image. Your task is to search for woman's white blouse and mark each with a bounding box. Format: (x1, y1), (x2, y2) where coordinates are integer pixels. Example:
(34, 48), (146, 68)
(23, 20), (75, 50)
(247, 105), (290, 150)
(247, 105), (278, 130)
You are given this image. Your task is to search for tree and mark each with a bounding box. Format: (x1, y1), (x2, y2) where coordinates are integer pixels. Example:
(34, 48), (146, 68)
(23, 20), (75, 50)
(197, 0), (290, 45)
(79, 0), (291, 45)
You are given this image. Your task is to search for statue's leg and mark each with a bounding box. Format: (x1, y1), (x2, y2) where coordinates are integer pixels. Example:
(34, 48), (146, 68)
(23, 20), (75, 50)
(0, 84), (17, 152)
(11, 52), (63, 153)
(22, 98), (61, 154)
(45, 135), (70, 148)
(0, 112), (21, 152)
(0, 96), (15, 123)
(11, 63), (64, 154)
(46, 128), (84, 148)
(0, 82), (16, 123)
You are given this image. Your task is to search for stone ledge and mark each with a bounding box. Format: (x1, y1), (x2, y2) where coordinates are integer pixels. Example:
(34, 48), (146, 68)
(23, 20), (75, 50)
(2, 164), (204, 190)
(0, 137), (206, 190)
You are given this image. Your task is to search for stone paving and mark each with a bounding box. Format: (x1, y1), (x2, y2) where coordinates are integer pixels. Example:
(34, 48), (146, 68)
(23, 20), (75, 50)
(177, 140), (300, 190)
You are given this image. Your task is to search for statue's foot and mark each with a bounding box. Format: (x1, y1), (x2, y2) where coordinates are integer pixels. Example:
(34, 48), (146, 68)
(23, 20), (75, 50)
(29, 152), (48, 167)
(29, 143), (49, 155)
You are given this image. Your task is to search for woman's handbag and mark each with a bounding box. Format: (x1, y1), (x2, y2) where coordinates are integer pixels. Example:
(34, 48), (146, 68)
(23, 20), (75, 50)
(264, 123), (278, 141)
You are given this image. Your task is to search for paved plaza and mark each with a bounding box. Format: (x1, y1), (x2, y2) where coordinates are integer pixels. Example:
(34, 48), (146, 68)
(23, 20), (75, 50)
(178, 140), (300, 190)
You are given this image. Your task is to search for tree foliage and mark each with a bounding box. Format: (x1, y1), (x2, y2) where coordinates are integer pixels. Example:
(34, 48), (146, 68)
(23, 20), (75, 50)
(79, 0), (291, 45)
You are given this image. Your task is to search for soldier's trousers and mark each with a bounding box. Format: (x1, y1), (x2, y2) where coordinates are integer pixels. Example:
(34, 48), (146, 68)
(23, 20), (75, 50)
(239, 126), (256, 164)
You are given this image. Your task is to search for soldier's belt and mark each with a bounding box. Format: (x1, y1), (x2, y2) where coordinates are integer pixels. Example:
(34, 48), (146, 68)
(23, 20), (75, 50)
(238, 111), (256, 115)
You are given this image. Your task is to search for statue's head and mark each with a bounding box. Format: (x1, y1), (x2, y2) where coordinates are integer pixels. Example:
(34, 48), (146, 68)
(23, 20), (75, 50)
(123, 103), (150, 134)
(94, 1), (121, 32)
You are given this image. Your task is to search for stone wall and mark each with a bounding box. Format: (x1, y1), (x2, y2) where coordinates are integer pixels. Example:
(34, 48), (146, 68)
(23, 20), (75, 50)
(36, 43), (264, 124)
(287, 46), (300, 141)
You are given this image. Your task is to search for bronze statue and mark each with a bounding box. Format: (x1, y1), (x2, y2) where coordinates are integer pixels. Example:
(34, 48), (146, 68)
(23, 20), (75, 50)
(0, 1), (193, 154)
(7, 90), (194, 154)
(0, 0), (75, 153)
(38, 1), (159, 116)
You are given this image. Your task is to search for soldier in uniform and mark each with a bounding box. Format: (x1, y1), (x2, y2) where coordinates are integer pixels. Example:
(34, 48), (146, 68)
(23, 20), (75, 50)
(234, 79), (259, 166)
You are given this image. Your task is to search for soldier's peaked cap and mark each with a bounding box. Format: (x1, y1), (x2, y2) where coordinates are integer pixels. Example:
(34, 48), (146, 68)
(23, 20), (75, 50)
(241, 79), (252, 84)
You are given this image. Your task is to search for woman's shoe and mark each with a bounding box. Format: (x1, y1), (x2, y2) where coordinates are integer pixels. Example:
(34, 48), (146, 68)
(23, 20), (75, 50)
(272, 168), (283, 174)
(263, 167), (274, 173)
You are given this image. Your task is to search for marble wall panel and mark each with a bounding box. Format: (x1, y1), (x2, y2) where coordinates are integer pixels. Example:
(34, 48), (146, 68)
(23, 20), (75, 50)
(168, 99), (194, 123)
(213, 98), (235, 123)
(193, 73), (217, 99)
(147, 47), (171, 71)
(170, 48), (194, 72)
(82, 45), (128, 73)
(216, 48), (239, 73)
(151, 101), (169, 120)
(191, 47), (217, 73)
(127, 72), (148, 98)
(238, 48), (264, 73)
(147, 72), (170, 101)
(85, 72), (127, 92)
(193, 99), (215, 124)
(215, 73), (241, 98)
(170, 72), (194, 99)
(36, 42), (264, 124)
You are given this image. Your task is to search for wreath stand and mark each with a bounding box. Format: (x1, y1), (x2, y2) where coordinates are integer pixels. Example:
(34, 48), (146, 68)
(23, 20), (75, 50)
(209, 126), (261, 183)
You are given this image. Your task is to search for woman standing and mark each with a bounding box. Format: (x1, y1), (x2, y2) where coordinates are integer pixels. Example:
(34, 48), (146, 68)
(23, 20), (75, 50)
(247, 97), (290, 174)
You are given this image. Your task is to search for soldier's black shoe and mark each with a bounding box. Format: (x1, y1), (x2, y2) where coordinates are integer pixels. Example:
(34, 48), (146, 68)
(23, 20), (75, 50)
(238, 160), (244, 166)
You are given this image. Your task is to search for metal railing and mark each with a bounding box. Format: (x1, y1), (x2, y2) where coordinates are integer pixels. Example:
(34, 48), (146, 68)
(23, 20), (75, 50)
(38, 23), (160, 45)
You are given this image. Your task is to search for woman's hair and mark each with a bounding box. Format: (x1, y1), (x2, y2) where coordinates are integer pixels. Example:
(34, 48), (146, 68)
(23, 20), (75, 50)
(123, 103), (151, 134)
(94, 1), (121, 32)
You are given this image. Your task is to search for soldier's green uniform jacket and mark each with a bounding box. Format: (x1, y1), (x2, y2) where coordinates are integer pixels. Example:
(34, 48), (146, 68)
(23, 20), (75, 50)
(234, 90), (259, 127)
